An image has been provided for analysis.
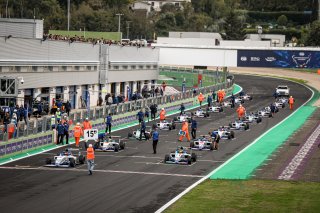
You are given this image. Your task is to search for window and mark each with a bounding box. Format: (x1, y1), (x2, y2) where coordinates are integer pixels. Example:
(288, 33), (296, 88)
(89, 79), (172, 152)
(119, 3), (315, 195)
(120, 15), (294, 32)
(153, 65), (158, 69)
(32, 66), (38, 72)
(48, 66), (53, 71)
(75, 66), (80, 71)
(113, 66), (119, 70)
(16, 66), (21, 72)
(122, 65), (128, 70)
(94, 66), (97, 71)
(139, 65), (144, 69)
(151, 2), (154, 6)
(146, 65), (151, 69)
(62, 66), (67, 71)
(131, 65), (136, 70)
(0, 67), (2, 72)
(86, 66), (92, 71)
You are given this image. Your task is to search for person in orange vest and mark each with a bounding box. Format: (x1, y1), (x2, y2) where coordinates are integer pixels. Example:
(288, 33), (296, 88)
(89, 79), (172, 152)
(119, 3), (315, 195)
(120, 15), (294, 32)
(288, 96), (295, 110)
(178, 120), (191, 142)
(7, 121), (16, 140)
(217, 90), (223, 103)
(159, 108), (166, 122)
(86, 144), (95, 175)
(221, 89), (226, 102)
(83, 118), (92, 130)
(236, 104), (246, 120)
(198, 92), (205, 106)
(73, 122), (83, 147)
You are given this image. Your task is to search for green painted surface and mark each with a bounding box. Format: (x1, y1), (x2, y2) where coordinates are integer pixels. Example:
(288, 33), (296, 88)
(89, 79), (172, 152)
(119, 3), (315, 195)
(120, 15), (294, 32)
(210, 86), (319, 180)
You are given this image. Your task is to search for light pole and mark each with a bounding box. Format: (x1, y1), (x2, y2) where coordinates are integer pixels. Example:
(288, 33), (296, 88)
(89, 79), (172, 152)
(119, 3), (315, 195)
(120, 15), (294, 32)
(116, 13), (123, 32)
(126, 21), (132, 39)
(67, 0), (70, 31)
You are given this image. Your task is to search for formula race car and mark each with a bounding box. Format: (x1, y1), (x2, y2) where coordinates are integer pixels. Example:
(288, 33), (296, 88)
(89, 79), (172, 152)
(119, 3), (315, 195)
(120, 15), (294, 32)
(157, 119), (176, 130)
(173, 113), (192, 123)
(128, 127), (151, 140)
(207, 105), (223, 113)
(190, 136), (214, 151)
(193, 108), (210, 118)
(274, 98), (287, 108)
(45, 149), (85, 168)
(239, 93), (253, 101)
(93, 136), (125, 152)
(257, 107), (273, 118)
(212, 126), (235, 140)
(242, 113), (262, 124)
(229, 120), (250, 131)
(234, 97), (245, 104)
(164, 146), (197, 165)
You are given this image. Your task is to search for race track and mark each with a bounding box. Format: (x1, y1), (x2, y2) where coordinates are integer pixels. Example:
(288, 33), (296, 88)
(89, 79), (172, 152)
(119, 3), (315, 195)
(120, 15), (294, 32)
(0, 75), (312, 213)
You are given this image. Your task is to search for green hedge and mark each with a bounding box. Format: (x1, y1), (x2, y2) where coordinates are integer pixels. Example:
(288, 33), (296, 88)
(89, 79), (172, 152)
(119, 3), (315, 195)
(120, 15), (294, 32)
(247, 11), (312, 25)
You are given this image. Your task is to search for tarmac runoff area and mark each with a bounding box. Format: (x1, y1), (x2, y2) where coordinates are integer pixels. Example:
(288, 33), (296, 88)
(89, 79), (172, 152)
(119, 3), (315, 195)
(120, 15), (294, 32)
(0, 75), (313, 213)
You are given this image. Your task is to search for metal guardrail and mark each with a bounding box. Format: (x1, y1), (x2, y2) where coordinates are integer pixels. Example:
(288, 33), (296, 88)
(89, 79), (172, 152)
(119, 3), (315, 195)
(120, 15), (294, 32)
(0, 71), (233, 142)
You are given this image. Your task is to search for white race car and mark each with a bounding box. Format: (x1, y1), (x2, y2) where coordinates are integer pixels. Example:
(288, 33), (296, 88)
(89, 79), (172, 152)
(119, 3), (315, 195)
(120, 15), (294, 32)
(93, 136), (125, 152)
(190, 136), (214, 151)
(229, 120), (250, 131)
(173, 113), (192, 123)
(157, 119), (176, 130)
(45, 149), (85, 168)
(207, 105), (223, 113)
(212, 126), (235, 140)
(164, 146), (197, 165)
(128, 127), (151, 140)
(274, 98), (287, 108)
(242, 113), (262, 123)
(193, 108), (210, 118)
(239, 94), (253, 101)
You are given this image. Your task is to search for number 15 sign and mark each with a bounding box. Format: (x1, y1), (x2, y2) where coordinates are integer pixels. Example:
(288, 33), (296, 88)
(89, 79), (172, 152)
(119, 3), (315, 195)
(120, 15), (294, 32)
(84, 129), (98, 140)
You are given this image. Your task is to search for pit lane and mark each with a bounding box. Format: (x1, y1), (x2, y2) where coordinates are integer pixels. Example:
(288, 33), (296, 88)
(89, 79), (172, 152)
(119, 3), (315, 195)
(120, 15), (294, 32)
(0, 75), (312, 213)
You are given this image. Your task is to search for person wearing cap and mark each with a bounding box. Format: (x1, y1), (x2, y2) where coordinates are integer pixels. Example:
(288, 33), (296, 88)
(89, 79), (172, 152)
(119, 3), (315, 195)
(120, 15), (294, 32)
(159, 108), (166, 122)
(83, 118), (92, 130)
(56, 108), (61, 122)
(191, 117), (197, 140)
(288, 96), (295, 110)
(86, 144), (95, 175)
(73, 122), (83, 147)
(179, 120), (190, 142)
(236, 104), (246, 120)
(198, 92), (204, 107)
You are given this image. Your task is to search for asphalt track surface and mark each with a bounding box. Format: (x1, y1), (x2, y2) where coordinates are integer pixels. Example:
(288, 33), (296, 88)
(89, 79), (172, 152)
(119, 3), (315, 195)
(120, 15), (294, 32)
(0, 75), (312, 213)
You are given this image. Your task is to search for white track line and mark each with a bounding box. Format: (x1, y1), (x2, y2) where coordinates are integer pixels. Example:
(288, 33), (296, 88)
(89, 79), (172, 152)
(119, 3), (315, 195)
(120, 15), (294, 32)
(278, 124), (320, 180)
(0, 166), (204, 178)
(155, 80), (314, 213)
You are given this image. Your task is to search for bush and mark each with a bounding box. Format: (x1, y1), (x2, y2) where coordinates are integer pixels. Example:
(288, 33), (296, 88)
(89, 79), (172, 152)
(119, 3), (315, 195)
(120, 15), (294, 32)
(247, 11), (312, 25)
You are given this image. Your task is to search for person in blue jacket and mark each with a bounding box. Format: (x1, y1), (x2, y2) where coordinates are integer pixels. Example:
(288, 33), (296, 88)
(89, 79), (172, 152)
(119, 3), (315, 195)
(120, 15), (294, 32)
(105, 113), (112, 134)
(137, 109), (144, 124)
(63, 121), (69, 144)
(57, 121), (65, 145)
(207, 95), (213, 107)
(139, 120), (148, 141)
(152, 129), (159, 154)
(191, 117), (197, 139)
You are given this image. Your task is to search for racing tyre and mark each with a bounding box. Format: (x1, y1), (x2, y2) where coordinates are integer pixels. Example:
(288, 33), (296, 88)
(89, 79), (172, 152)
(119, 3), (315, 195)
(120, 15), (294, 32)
(128, 132), (133, 138)
(230, 131), (235, 138)
(219, 108), (223, 112)
(187, 156), (192, 165)
(282, 104), (285, 108)
(69, 158), (76, 167)
(164, 154), (170, 163)
(172, 123), (176, 129)
(79, 155), (85, 164)
(45, 158), (52, 165)
(245, 124), (249, 130)
(191, 153), (197, 162)
(119, 141), (125, 149)
(205, 112), (210, 117)
(268, 113), (272, 118)
(114, 144), (119, 152)
(173, 117), (178, 122)
(169, 126), (172, 131)
(249, 96), (253, 100)
(256, 117), (262, 123)
(229, 123), (232, 127)
(190, 141), (194, 148)
(210, 143), (214, 150)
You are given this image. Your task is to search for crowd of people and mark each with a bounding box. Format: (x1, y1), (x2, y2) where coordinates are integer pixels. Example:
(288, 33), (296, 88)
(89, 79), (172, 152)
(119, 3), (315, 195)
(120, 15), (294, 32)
(44, 33), (149, 47)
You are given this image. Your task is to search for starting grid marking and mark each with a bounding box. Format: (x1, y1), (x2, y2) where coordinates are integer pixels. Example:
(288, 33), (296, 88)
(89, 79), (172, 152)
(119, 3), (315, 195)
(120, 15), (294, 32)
(278, 124), (320, 180)
(0, 166), (204, 178)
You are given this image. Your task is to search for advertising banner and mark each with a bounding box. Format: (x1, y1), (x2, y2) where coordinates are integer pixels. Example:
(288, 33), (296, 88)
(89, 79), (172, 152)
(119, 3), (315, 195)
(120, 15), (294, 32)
(237, 50), (320, 68)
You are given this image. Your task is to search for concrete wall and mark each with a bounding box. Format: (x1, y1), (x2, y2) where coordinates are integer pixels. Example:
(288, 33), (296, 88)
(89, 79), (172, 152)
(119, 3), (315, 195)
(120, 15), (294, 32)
(0, 18), (43, 39)
(169, 32), (222, 40)
(159, 47), (237, 67)
(157, 37), (216, 46)
(220, 40), (271, 47)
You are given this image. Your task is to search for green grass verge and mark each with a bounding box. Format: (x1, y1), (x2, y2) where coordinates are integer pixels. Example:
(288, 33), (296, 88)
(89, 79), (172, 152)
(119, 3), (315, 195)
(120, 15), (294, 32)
(160, 71), (219, 88)
(165, 179), (320, 213)
(49, 30), (121, 41)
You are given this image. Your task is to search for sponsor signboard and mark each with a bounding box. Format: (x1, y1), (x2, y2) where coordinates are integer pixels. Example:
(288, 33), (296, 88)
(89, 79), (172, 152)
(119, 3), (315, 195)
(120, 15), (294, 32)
(238, 50), (320, 68)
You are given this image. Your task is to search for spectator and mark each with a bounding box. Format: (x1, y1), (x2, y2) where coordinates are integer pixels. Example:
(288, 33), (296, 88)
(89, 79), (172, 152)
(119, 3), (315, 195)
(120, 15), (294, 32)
(108, 95), (113, 105)
(65, 100), (71, 116)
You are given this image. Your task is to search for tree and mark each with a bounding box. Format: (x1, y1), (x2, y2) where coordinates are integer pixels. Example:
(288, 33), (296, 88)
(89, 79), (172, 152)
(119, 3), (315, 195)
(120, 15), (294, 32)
(277, 15), (288, 26)
(305, 21), (320, 46)
(224, 9), (244, 40)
